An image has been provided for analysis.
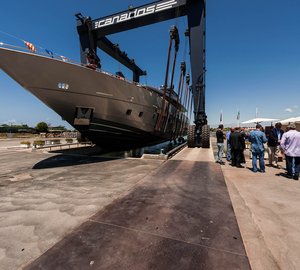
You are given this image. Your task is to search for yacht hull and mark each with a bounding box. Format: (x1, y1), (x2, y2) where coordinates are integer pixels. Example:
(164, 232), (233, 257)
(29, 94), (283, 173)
(0, 48), (188, 150)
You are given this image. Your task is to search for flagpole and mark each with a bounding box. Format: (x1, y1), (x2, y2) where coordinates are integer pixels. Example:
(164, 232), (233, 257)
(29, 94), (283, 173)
(237, 110), (240, 127)
(220, 110), (223, 125)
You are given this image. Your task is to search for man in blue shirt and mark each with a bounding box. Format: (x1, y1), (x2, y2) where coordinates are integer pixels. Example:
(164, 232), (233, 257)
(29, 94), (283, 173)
(226, 128), (234, 161)
(248, 124), (268, 173)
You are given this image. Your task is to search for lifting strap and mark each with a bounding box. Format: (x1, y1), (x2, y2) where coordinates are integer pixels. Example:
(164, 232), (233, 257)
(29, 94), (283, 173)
(189, 90), (193, 125)
(186, 75), (192, 125)
(177, 61), (186, 137)
(183, 74), (190, 114)
(155, 26), (179, 132)
(169, 28), (180, 98)
(181, 74), (190, 135)
(172, 61), (186, 139)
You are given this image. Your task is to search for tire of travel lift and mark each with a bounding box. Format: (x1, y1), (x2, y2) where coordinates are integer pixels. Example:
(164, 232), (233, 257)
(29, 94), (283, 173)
(187, 125), (196, 148)
(201, 125), (210, 148)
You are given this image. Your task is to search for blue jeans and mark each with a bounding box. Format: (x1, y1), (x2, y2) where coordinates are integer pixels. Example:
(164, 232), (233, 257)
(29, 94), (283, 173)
(217, 143), (224, 162)
(226, 143), (231, 161)
(252, 151), (265, 172)
(286, 156), (300, 177)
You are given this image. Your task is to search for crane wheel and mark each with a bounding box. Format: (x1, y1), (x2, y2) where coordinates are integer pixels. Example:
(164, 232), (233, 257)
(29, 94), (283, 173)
(201, 125), (210, 148)
(187, 125), (196, 148)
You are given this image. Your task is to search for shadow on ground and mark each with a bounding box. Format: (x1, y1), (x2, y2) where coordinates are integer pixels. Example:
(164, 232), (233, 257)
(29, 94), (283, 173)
(32, 154), (119, 169)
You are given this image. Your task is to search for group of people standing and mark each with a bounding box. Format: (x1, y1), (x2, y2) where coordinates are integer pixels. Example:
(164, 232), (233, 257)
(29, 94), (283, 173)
(216, 125), (247, 168)
(215, 122), (300, 180)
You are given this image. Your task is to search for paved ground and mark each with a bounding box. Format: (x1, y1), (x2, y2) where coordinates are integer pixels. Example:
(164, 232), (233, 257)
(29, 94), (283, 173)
(211, 140), (300, 270)
(23, 146), (250, 270)
(0, 142), (164, 270)
(176, 143), (300, 269)
(0, 138), (299, 269)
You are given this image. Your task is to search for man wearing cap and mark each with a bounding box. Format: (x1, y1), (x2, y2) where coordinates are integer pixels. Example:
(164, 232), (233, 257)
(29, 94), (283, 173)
(280, 123), (300, 180)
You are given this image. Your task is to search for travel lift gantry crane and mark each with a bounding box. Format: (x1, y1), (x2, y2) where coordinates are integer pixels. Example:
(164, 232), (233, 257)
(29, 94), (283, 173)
(75, 0), (210, 148)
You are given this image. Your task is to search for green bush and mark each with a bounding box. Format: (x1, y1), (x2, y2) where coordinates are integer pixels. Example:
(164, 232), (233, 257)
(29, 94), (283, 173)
(66, 138), (73, 143)
(33, 140), (45, 146)
(20, 141), (31, 147)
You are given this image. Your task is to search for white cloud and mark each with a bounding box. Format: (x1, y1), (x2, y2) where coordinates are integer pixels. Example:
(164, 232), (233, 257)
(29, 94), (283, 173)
(293, 105), (299, 109)
(285, 108), (293, 113)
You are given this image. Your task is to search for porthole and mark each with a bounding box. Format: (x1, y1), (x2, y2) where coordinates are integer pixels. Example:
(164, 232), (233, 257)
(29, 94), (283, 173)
(138, 112), (143, 117)
(126, 109), (132, 115)
(58, 82), (69, 90)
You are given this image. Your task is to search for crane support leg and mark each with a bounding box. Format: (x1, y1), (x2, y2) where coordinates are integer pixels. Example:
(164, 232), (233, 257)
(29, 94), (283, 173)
(186, 1), (209, 148)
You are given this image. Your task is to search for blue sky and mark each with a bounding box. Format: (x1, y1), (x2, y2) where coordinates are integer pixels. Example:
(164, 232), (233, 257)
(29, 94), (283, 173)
(0, 0), (299, 128)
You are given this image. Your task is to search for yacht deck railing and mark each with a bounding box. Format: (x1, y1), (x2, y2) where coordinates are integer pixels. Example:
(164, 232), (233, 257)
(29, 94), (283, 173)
(0, 41), (166, 96)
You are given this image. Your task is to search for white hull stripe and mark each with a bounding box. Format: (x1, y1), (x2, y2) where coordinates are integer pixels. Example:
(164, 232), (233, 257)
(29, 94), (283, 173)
(90, 122), (137, 133)
(96, 91), (113, 97)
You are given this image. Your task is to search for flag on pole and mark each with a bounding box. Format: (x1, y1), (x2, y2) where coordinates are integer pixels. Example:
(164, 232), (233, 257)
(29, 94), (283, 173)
(60, 55), (68, 62)
(237, 111), (240, 120)
(24, 41), (36, 52)
(45, 49), (54, 58)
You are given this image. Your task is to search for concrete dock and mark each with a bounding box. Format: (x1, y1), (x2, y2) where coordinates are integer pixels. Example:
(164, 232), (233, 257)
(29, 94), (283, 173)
(0, 138), (299, 269)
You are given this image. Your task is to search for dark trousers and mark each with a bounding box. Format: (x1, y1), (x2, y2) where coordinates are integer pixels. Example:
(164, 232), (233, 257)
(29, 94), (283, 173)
(231, 149), (242, 166)
(286, 156), (300, 177)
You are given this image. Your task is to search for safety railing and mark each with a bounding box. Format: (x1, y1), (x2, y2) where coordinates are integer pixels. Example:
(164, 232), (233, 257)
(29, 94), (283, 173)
(141, 142), (187, 160)
(0, 42), (77, 65)
(0, 41), (181, 108)
(32, 141), (93, 151)
(0, 41), (163, 90)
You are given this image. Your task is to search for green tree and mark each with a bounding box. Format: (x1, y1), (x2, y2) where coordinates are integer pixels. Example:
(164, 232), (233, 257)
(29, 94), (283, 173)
(35, 122), (49, 133)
